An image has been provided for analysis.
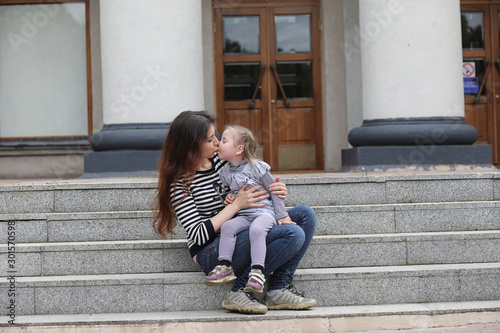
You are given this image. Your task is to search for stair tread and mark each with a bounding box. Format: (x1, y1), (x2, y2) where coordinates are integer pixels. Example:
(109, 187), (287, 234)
(8, 262), (500, 285)
(6, 300), (500, 327)
(2, 200), (500, 219)
(0, 171), (498, 189)
(4, 230), (500, 250)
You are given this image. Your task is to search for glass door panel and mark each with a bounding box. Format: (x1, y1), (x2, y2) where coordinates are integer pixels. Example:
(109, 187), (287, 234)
(276, 61), (313, 100)
(462, 12), (484, 50)
(223, 16), (260, 54)
(224, 63), (261, 101)
(463, 58), (485, 96)
(275, 15), (311, 53)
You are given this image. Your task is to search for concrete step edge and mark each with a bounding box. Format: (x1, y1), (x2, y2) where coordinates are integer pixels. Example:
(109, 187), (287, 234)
(2, 200), (500, 220)
(6, 262), (500, 286)
(3, 230), (500, 252)
(1, 172), (498, 190)
(5, 300), (500, 327)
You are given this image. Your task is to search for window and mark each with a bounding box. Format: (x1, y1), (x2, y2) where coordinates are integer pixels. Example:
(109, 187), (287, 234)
(0, 0), (90, 138)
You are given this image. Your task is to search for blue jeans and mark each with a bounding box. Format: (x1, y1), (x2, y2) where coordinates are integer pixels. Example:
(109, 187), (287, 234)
(196, 205), (317, 292)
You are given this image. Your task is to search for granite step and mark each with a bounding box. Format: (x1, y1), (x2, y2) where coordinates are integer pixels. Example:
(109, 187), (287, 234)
(4, 300), (500, 331)
(2, 201), (500, 243)
(2, 263), (499, 315)
(0, 173), (498, 215)
(2, 231), (500, 277)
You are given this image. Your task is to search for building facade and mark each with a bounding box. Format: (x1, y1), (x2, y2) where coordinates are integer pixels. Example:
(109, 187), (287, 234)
(0, 0), (495, 179)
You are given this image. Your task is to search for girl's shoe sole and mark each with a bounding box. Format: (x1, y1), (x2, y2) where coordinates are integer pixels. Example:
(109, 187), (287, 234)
(244, 285), (264, 293)
(204, 275), (237, 286)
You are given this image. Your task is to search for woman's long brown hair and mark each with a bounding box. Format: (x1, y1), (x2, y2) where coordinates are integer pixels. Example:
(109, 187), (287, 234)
(153, 111), (217, 237)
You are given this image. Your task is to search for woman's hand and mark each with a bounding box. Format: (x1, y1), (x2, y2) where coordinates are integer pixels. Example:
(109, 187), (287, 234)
(232, 184), (268, 209)
(268, 176), (287, 200)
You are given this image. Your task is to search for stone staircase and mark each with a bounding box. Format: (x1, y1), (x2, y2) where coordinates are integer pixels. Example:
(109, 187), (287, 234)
(1, 173), (500, 328)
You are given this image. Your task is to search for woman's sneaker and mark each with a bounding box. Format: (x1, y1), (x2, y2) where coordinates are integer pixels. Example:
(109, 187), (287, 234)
(204, 265), (236, 286)
(244, 268), (266, 293)
(222, 289), (268, 314)
(265, 284), (317, 310)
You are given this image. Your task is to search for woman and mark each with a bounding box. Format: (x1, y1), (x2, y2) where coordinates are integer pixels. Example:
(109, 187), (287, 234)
(153, 110), (317, 314)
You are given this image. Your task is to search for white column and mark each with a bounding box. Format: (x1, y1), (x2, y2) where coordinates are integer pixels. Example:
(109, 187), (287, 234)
(343, 0), (485, 169)
(100, 0), (205, 125)
(359, 0), (464, 120)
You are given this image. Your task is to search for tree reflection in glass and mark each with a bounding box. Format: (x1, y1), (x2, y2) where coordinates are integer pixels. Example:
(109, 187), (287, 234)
(462, 12), (484, 50)
(223, 16), (260, 54)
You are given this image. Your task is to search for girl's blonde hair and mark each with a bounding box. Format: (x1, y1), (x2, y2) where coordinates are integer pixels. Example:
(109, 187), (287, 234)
(225, 125), (259, 167)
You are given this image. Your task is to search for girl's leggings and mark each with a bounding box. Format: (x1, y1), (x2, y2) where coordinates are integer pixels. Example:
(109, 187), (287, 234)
(218, 214), (276, 268)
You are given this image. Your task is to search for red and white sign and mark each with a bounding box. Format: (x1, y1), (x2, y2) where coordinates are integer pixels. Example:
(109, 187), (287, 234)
(463, 62), (476, 77)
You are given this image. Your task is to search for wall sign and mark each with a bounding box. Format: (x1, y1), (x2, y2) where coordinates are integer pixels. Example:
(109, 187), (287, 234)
(464, 77), (479, 94)
(463, 62), (478, 94)
(463, 62), (476, 77)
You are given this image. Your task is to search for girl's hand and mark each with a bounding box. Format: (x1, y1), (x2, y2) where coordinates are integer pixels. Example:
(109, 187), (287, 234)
(278, 216), (296, 225)
(268, 176), (287, 200)
(224, 193), (235, 206)
(233, 184), (268, 209)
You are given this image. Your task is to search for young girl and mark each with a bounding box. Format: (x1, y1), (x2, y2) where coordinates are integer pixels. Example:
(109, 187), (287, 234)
(204, 125), (296, 293)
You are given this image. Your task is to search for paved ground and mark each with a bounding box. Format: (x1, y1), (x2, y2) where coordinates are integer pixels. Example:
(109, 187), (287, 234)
(360, 323), (500, 332)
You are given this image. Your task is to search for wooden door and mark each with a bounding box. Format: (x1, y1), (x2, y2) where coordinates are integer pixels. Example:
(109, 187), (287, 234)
(213, 1), (324, 171)
(461, 2), (500, 164)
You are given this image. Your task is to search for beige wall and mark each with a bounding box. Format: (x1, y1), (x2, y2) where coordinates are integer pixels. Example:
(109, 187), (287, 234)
(322, 0), (349, 171)
(0, 151), (88, 179)
(202, 0), (216, 115)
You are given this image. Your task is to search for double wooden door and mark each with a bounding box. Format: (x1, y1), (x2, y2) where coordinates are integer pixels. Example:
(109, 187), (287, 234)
(213, 1), (323, 171)
(462, 1), (500, 164)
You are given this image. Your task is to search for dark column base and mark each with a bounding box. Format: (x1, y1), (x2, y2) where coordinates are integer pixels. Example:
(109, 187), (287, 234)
(341, 145), (492, 171)
(343, 117), (493, 170)
(348, 117), (478, 146)
(83, 123), (168, 178)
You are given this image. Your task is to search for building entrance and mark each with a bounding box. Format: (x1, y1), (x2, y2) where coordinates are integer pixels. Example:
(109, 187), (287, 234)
(212, 0), (324, 171)
(462, 1), (500, 164)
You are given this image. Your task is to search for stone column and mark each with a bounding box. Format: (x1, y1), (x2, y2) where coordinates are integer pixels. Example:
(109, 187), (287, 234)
(85, 0), (205, 175)
(343, 0), (490, 169)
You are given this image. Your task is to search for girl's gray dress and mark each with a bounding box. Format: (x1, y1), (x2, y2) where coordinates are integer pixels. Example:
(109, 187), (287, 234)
(218, 159), (289, 268)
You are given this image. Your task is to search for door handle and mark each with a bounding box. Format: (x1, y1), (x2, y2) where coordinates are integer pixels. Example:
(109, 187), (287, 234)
(270, 64), (290, 107)
(474, 59), (491, 104)
(249, 64), (266, 109)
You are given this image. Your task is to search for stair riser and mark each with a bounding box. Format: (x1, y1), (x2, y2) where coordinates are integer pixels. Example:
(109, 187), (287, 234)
(3, 235), (500, 276)
(2, 266), (499, 315)
(0, 187), (156, 215)
(1, 176), (499, 215)
(3, 203), (500, 243)
(286, 178), (499, 206)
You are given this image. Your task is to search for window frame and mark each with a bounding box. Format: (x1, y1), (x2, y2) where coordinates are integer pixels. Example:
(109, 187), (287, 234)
(0, 0), (92, 140)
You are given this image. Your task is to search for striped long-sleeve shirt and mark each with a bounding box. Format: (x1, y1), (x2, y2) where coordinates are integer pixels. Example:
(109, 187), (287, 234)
(171, 155), (229, 258)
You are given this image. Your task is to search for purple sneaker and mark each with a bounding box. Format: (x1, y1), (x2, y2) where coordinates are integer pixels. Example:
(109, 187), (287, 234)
(244, 269), (266, 293)
(204, 265), (236, 286)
